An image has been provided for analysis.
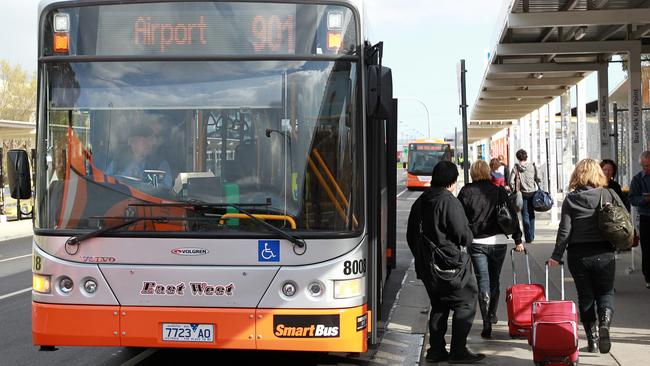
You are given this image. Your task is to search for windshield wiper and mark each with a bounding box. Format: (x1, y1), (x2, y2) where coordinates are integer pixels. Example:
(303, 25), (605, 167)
(65, 216), (172, 254)
(130, 200), (307, 251)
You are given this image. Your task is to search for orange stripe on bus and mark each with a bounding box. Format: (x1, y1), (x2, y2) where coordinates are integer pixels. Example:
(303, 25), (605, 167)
(32, 302), (120, 346)
(32, 303), (368, 352)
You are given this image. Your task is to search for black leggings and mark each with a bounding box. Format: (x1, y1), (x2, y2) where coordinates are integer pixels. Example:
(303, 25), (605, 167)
(567, 250), (616, 323)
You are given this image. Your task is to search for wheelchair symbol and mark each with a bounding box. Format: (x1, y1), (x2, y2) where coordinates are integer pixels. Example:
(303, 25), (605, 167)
(258, 240), (280, 262)
(261, 243), (276, 260)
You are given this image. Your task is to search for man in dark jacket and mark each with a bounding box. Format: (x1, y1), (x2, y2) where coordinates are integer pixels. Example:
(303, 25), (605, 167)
(629, 151), (650, 288)
(407, 161), (485, 364)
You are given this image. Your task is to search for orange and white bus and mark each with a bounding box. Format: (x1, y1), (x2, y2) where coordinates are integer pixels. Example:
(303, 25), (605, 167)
(406, 139), (452, 189)
(13, 0), (398, 354)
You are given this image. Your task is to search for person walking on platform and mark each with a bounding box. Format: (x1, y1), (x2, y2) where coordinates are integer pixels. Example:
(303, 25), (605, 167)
(498, 154), (510, 184)
(600, 159), (629, 210)
(407, 161), (485, 364)
(489, 158), (506, 188)
(458, 160), (524, 339)
(509, 149), (540, 243)
(548, 159), (623, 354)
(629, 151), (650, 289)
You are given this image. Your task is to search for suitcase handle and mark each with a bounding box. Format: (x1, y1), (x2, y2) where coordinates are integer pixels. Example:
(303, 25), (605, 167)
(510, 248), (532, 285)
(544, 260), (565, 300)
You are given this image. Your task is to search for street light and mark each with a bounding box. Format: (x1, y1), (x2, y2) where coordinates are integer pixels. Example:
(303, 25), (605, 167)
(396, 96), (431, 138)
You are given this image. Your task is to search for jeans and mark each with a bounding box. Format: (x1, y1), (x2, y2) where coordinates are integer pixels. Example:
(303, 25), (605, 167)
(521, 195), (536, 242)
(640, 215), (650, 283)
(469, 244), (508, 301)
(423, 273), (478, 356)
(567, 251), (616, 323)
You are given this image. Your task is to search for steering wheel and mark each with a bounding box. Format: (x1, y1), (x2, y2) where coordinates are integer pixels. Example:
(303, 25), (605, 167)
(114, 175), (142, 183)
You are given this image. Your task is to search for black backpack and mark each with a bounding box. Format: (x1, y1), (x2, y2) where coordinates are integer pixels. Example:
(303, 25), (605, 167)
(597, 188), (635, 250)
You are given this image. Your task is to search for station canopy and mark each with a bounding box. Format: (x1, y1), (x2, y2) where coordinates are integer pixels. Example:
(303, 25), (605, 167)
(471, 0), (650, 135)
(0, 120), (36, 140)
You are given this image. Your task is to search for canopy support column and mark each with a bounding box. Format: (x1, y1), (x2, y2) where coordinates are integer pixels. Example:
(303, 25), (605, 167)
(532, 109), (539, 165)
(598, 63), (611, 160)
(628, 44), (643, 185)
(577, 79), (588, 161)
(561, 90), (572, 192)
(548, 100), (559, 224)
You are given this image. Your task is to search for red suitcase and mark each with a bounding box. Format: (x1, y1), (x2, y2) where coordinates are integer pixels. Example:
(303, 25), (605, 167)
(530, 261), (579, 366)
(506, 248), (546, 338)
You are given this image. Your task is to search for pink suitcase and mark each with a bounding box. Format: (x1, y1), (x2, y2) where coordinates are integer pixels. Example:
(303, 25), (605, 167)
(506, 248), (546, 338)
(530, 261), (579, 366)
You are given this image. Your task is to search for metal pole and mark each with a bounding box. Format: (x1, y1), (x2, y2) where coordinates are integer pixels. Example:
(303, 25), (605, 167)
(460, 59), (470, 184)
(613, 103), (619, 167)
(454, 127), (459, 164)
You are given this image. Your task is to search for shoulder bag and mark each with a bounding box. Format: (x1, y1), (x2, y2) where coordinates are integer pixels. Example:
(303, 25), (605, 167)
(419, 206), (470, 291)
(496, 187), (518, 235)
(509, 168), (524, 212)
(598, 188), (635, 250)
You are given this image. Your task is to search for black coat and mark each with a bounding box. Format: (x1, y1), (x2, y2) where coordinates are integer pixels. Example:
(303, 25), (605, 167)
(457, 180), (523, 245)
(607, 179), (629, 211)
(407, 187), (474, 279)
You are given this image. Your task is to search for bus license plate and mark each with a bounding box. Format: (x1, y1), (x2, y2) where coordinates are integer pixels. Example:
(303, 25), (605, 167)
(419, 176), (432, 182)
(162, 323), (214, 342)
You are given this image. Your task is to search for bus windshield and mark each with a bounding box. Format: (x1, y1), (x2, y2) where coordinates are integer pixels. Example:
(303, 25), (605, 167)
(407, 143), (451, 176)
(36, 2), (362, 236)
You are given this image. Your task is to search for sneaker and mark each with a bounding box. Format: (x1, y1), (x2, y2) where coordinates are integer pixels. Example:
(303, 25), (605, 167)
(425, 350), (449, 363)
(448, 349), (486, 364)
(646, 283), (650, 289)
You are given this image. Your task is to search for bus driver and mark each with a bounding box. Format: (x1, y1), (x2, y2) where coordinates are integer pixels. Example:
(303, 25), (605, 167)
(106, 124), (172, 187)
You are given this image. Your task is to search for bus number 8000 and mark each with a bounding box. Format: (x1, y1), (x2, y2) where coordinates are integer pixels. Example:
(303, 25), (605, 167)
(343, 259), (366, 276)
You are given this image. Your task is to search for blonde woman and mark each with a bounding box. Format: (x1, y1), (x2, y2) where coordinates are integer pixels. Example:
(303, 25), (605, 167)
(458, 160), (524, 339)
(549, 159), (624, 354)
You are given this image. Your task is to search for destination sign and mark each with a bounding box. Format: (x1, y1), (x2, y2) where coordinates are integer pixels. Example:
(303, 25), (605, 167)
(96, 3), (297, 55)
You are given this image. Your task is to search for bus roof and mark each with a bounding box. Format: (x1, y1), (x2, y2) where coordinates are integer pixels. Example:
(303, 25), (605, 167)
(39, 0), (366, 15)
(408, 139), (448, 145)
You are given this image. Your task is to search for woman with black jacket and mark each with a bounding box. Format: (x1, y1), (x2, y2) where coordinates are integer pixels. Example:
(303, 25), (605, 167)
(600, 159), (629, 210)
(458, 160), (524, 339)
(549, 158), (623, 354)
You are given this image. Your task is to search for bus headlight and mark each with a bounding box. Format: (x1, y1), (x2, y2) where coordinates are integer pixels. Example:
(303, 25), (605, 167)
(83, 279), (98, 294)
(281, 281), (297, 297)
(33, 274), (51, 294)
(334, 278), (363, 299)
(58, 276), (74, 294)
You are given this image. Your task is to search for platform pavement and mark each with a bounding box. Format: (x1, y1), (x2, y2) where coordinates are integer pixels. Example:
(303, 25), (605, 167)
(413, 217), (650, 366)
(0, 218), (33, 242)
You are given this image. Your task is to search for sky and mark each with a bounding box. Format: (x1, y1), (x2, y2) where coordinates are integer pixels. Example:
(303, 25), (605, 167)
(2, 0), (537, 140)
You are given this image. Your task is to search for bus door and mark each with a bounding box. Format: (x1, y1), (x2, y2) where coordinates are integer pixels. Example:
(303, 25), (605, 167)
(365, 49), (396, 344)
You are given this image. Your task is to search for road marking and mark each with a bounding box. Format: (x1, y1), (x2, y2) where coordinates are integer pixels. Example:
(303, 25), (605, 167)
(0, 287), (31, 300)
(120, 348), (158, 366)
(396, 188), (408, 198)
(0, 254), (31, 263)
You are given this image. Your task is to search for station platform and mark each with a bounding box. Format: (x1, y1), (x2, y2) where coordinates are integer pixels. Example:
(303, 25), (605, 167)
(398, 204), (650, 365)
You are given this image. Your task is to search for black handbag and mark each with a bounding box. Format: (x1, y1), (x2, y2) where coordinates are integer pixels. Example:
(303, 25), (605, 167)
(496, 187), (518, 235)
(419, 220), (470, 291)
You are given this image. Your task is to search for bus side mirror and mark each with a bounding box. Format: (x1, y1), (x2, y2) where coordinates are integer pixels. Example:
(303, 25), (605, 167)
(7, 149), (32, 200)
(366, 65), (380, 116)
(366, 66), (393, 120)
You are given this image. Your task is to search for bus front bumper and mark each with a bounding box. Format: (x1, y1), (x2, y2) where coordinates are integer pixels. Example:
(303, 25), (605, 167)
(32, 302), (368, 352)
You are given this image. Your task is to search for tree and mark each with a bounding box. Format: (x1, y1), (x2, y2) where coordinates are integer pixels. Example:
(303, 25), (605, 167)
(0, 60), (37, 122)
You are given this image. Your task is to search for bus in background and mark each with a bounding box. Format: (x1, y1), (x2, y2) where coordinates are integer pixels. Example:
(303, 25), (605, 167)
(14, 0), (398, 354)
(406, 139), (452, 189)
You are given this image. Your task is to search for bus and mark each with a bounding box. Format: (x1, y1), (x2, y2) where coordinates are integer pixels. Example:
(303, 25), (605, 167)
(405, 139), (452, 189)
(16, 0), (398, 354)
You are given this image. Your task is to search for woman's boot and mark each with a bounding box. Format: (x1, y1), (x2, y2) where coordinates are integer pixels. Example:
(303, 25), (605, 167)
(584, 322), (599, 353)
(478, 292), (492, 338)
(488, 291), (500, 324)
(598, 308), (613, 353)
